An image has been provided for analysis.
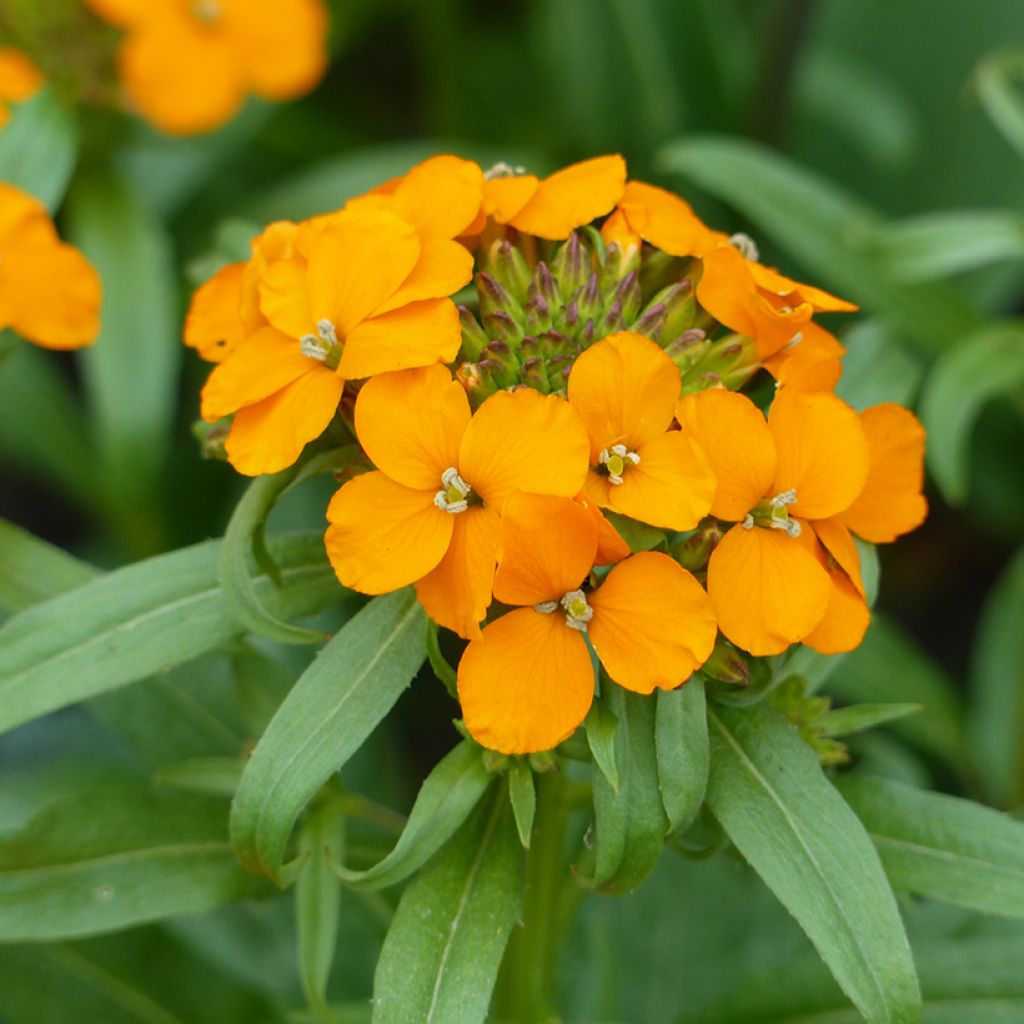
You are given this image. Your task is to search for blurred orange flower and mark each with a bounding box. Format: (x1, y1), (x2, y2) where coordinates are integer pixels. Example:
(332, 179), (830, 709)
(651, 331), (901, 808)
(0, 49), (43, 129)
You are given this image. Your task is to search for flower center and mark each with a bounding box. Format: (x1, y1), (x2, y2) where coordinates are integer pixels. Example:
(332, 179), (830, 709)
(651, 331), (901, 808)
(729, 232), (760, 262)
(534, 589), (593, 632)
(742, 488), (801, 537)
(434, 467), (472, 514)
(598, 444), (640, 486)
(300, 320), (341, 370)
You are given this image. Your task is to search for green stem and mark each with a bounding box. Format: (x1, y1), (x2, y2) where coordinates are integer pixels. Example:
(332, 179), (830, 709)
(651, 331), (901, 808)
(494, 767), (571, 1023)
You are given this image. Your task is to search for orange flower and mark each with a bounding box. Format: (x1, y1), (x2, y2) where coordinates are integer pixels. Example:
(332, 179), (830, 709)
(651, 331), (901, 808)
(0, 49), (43, 129)
(86, 0), (328, 135)
(0, 183), (101, 350)
(463, 155), (627, 241)
(200, 207), (467, 476)
(457, 493), (716, 753)
(677, 387), (870, 655)
(566, 331), (715, 530)
(325, 366), (591, 639)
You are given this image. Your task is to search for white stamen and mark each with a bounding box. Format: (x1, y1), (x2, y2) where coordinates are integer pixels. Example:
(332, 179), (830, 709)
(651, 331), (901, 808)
(785, 331), (803, 349)
(560, 589), (593, 632)
(434, 466), (472, 514)
(770, 489), (797, 508)
(534, 600), (559, 614)
(484, 161), (527, 180)
(598, 443), (641, 487)
(770, 518), (802, 538)
(729, 232), (760, 262)
(300, 335), (329, 361)
(742, 514), (754, 530)
(317, 319), (338, 345)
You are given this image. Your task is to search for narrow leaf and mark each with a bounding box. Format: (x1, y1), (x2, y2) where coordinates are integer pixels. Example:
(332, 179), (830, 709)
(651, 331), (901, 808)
(0, 89), (77, 209)
(154, 757), (244, 798)
(655, 679), (708, 833)
(230, 590), (427, 880)
(0, 531), (338, 736)
(508, 760), (537, 848)
(371, 792), (523, 1024)
(819, 703), (922, 738)
(0, 518), (98, 613)
(585, 698), (620, 792)
(425, 620), (458, 699)
(706, 703), (920, 1024)
(975, 48), (1024, 162)
(333, 739), (492, 891)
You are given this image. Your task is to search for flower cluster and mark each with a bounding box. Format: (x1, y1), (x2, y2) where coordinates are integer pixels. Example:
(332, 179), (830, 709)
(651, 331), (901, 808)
(185, 153), (927, 754)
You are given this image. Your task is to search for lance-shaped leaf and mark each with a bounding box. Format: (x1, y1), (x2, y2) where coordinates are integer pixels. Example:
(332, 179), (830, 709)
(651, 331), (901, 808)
(0, 531), (338, 736)
(706, 703), (921, 1024)
(0, 788), (266, 942)
(975, 48), (1024, 162)
(371, 791), (523, 1024)
(838, 774), (1024, 917)
(0, 518), (98, 613)
(0, 89), (77, 210)
(656, 679), (708, 833)
(230, 590), (426, 880)
(334, 740), (493, 890)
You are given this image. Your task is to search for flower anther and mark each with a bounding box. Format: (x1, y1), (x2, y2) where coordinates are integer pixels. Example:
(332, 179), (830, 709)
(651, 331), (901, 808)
(598, 443), (641, 486)
(299, 319), (341, 368)
(560, 589), (594, 632)
(433, 466), (472, 514)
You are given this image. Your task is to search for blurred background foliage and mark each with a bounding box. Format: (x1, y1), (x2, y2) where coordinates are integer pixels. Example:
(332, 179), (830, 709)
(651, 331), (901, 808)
(1, 0), (1023, 1021)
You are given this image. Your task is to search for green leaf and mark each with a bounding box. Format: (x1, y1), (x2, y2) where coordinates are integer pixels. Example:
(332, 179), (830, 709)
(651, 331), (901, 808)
(230, 590), (426, 880)
(0, 89), (77, 210)
(0, 787), (266, 942)
(969, 546), (1024, 807)
(838, 774), (1024, 918)
(425, 620), (458, 700)
(919, 322), (1024, 504)
(706, 703), (920, 1024)
(0, 531), (338, 736)
(603, 510), (667, 553)
(508, 760), (537, 848)
(585, 698), (620, 792)
(333, 739), (492, 891)
(0, 518), (98, 613)
(835, 321), (923, 412)
(590, 687), (668, 894)
(819, 703), (922, 738)
(656, 135), (979, 353)
(232, 644), (298, 736)
(975, 48), (1024, 162)
(296, 799), (346, 1014)
(371, 791), (523, 1024)
(154, 758), (245, 798)
(655, 679), (708, 833)
(68, 172), (179, 547)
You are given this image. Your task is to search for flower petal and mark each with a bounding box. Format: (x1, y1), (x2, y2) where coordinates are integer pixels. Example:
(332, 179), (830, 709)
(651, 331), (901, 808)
(259, 254), (311, 340)
(509, 155), (626, 240)
(355, 364), (470, 491)
(676, 388), (776, 521)
(373, 237), (474, 315)
(0, 49), (43, 101)
(459, 389), (590, 509)
(483, 174), (539, 223)
(803, 571), (870, 655)
(768, 389), (869, 521)
(762, 320), (844, 392)
(747, 260), (858, 313)
(589, 552), (717, 694)
(606, 430), (715, 531)
(578, 495), (631, 565)
(840, 403), (928, 543)
(338, 298), (460, 379)
(325, 472), (452, 593)
(224, 366), (343, 475)
(492, 493), (598, 606)
(185, 262), (246, 362)
(567, 330), (680, 456)
(415, 504), (500, 641)
(457, 608), (594, 754)
(707, 524), (832, 656)
(391, 155), (485, 239)
(619, 180), (724, 257)
(812, 517), (864, 597)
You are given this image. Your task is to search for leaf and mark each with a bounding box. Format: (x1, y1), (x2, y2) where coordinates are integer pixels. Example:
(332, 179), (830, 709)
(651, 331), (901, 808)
(508, 760), (537, 848)
(232, 644), (298, 736)
(835, 320), (923, 412)
(0, 531), (339, 736)
(656, 135), (979, 353)
(838, 774), (1024, 918)
(0, 88), (77, 210)
(975, 48), (1024, 162)
(706, 703), (921, 1024)
(230, 590), (427, 880)
(296, 799), (346, 1014)
(590, 687), (668, 894)
(155, 758), (245, 798)
(68, 172), (179, 546)
(425, 620), (458, 700)
(0, 518), (98, 613)
(371, 791), (523, 1024)
(969, 546), (1024, 807)
(655, 679), (709, 833)
(919, 322), (1024, 505)
(0, 787), (266, 942)
(585, 698), (620, 792)
(819, 703), (922, 738)
(334, 740), (492, 891)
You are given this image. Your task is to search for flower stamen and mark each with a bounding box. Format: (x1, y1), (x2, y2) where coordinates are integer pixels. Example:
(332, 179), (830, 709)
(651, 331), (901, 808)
(299, 319), (341, 368)
(729, 232), (760, 262)
(599, 443), (641, 486)
(745, 489), (801, 537)
(560, 589), (593, 632)
(434, 466), (472, 514)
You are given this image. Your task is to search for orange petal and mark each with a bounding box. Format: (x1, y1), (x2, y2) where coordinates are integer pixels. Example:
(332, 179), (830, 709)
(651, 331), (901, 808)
(747, 260), (858, 313)
(185, 262), (246, 362)
(567, 330), (680, 457)
(415, 504), (500, 641)
(768, 389), (869, 521)
(707, 524), (832, 656)
(82, 0), (165, 26)
(483, 174), (539, 223)
(259, 254), (311, 340)
(325, 472), (452, 593)
(840, 403), (928, 543)
(390, 155), (485, 239)
(459, 389), (590, 509)
(457, 608), (594, 754)
(578, 495), (631, 565)
(200, 325), (313, 421)
(224, 367), (343, 475)
(373, 237), (473, 315)
(509, 155), (626, 240)
(762, 320), (844, 392)
(0, 49), (43, 102)
(600, 208), (641, 260)
(492, 493), (598, 606)
(338, 298), (460, 379)
(676, 389), (776, 521)
(803, 571), (870, 655)
(354, 364), (470, 491)
(619, 180), (724, 257)
(307, 210), (420, 336)
(589, 552), (716, 694)
(812, 517), (864, 597)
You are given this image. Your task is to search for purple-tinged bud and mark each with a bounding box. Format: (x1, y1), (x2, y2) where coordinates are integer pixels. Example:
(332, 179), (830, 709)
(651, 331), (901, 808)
(551, 231), (588, 301)
(562, 298), (580, 329)
(528, 260), (559, 307)
(483, 310), (524, 348)
(525, 293), (553, 333)
(671, 517), (723, 573)
(520, 356), (550, 391)
(601, 296), (624, 332)
(490, 239), (532, 304)
(458, 305), (490, 361)
(477, 271), (522, 320)
(702, 640), (752, 686)
(632, 302), (667, 339)
(609, 268), (641, 326)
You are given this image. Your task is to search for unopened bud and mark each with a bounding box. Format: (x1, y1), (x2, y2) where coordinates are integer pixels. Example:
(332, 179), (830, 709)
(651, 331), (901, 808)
(488, 239), (532, 304)
(671, 517), (723, 572)
(551, 231), (589, 301)
(458, 305), (489, 361)
(477, 271), (522, 320)
(702, 639), (752, 685)
(482, 310), (524, 348)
